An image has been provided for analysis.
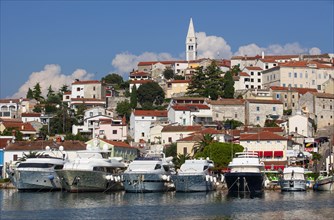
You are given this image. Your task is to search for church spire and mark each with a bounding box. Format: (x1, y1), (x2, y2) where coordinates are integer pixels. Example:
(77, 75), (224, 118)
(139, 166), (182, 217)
(186, 18), (197, 61)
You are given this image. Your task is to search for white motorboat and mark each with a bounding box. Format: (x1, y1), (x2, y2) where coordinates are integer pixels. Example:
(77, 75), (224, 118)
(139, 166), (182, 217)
(123, 151), (175, 193)
(171, 158), (217, 192)
(56, 144), (126, 192)
(6, 146), (67, 191)
(280, 166), (306, 191)
(314, 171), (334, 191)
(224, 151), (265, 194)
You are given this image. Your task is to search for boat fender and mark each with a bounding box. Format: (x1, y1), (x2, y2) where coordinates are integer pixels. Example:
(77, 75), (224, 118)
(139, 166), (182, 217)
(167, 175), (171, 182)
(162, 175), (168, 180)
(213, 177), (217, 183)
(48, 175), (54, 180)
(206, 175), (210, 182)
(105, 175), (111, 180)
(210, 176), (213, 182)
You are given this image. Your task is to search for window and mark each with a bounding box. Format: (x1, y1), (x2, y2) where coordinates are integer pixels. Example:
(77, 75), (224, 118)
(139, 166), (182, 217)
(323, 105), (325, 109)
(183, 147), (187, 155)
(318, 74), (321, 79)
(265, 65), (269, 69)
(300, 72), (303, 78)
(168, 137), (172, 143)
(235, 113), (238, 118)
(99, 130), (105, 135)
(321, 115), (323, 119)
(256, 116), (260, 121)
(251, 79), (254, 82)
(330, 105), (332, 110)
(141, 132), (144, 137)
(294, 84), (297, 88)
(93, 86), (96, 91)
(292, 95), (295, 99)
(77, 88), (80, 91)
(250, 72), (254, 76)
(151, 117), (154, 119)
(142, 117), (144, 119)
(289, 72), (292, 78)
(273, 107), (276, 111)
(318, 85), (321, 90)
(305, 72), (308, 78)
(300, 84), (303, 88)
(312, 80), (315, 85)
(256, 106), (260, 111)
(258, 79), (261, 82)
(257, 72), (261, 76)
(90, 112), (93, 117)
(13, 154), (18, 161)
(283, 83), (286, 87)
(113, 130), (117, 134)
(294, 72), (297, 78)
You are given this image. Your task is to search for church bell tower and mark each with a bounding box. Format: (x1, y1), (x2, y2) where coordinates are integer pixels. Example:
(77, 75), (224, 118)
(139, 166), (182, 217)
(186, 18), (197, 61)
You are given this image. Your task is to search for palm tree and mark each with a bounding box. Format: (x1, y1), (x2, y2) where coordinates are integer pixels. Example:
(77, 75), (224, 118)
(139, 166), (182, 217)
(192, 134), (215, 154)
(17, 151), (44, 162)
(174, 153), (191, 170)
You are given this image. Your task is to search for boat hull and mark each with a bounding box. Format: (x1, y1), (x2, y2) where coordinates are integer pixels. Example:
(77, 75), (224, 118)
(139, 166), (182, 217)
(171, 174), (216, 192)
(56, 170), (123, 192)
(314, 176), (334, 191)
(280, 180), (306, 191)
(123, 173), (171, 193)
(224, 172), (264, 193)
(7, 169), (62, 191)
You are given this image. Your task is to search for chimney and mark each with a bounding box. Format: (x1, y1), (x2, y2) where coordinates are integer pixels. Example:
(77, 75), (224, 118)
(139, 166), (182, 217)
(262, 51), (264, 59)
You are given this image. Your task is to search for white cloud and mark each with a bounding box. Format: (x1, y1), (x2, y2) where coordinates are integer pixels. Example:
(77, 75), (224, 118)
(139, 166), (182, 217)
(196, 32), (233, 59)
(11, 64), (94, 98)
(309, 47), (322, 55)
(234, 42), (321, 57)
(111, 52), (176, 76)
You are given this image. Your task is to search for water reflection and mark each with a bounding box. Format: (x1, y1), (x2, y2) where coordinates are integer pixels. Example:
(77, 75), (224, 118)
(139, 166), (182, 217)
(1, 189), (334, 220)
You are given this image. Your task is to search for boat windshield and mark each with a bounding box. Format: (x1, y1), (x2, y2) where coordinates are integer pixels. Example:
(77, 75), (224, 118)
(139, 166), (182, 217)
(283, 172), (304, 180)
(17, 163), (54, 168)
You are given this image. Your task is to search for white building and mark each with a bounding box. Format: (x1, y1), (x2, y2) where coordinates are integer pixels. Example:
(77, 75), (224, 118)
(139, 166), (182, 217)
(288, 112), (313, 137)
(129, 110), (168, 143)
(240, 131), (288, 171)
(167, 103), (212, 126)
(262, 60), (334, 91)
(161, 125), (202, 145)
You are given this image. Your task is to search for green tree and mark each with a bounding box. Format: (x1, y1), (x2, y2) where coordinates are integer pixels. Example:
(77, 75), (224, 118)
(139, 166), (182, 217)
(174, 153), (191, 169)
(224, 119), (244, 129)
(165, 143), (177, 157)
(192, 134), (215, 154)
(26, 88), (34, 99)
(116, 100), (132, 121)
(186, 61), (224, 100)
(264, 119), (279, 127)
(1, 128), (23, 141)
(130, 84), (138, 109)
(195, 142), (244, 170)
(163, 68), (174, 80)
(137, 82), (165, 107)
(18, 151), (44, 162)
(33, 83), (43, 101)
(222, 71), (235, 98)
(102, 73), (124, 89)
(174, 75), (185, 80)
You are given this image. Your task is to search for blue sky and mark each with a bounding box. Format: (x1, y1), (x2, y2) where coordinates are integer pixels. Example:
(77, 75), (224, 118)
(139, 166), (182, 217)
(1, 0), (333, 98)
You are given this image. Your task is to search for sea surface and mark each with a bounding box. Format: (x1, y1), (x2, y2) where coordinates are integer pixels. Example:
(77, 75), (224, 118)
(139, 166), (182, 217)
(1, 189), (333, 220)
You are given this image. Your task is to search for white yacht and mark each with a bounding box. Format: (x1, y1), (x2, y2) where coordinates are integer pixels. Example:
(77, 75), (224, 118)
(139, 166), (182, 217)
(224, 151), (265, 193)
(123, 151), (175, 193)
(280, 166), (306, 191)
(171, 158), (217, 192)
(6, 146), (67, 191)
(56, 144), (126, 192)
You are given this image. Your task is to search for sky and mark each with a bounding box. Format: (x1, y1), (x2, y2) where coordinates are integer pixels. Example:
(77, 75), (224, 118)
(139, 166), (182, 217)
(0, 0), (333, 99)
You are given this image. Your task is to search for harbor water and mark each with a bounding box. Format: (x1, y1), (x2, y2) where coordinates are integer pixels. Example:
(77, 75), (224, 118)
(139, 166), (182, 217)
(1, 189), (334, 220)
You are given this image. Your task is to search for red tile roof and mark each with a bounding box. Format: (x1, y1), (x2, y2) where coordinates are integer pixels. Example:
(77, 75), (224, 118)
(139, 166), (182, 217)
(133, 110), (167, 117)
(21, 113), (41, 117)
(162, 125), (202, 132)
(270, 86), (318, 95)
(245, 66), (263, 70)
(177, 134), (202, 142)
(240, 131), (287, 141)
(0, 138), (12, 149)
(311, 92), (334, 99)
(130, 71), (150, 77)
(1, 121), (36, 132)
(239, 72), (250, 77)
(208, 99), (246, 105)
(191, 128), (224, 135)
(171, 104), (210, 111)
(246, 99), (282, 104)
(137, 61), (183, 66)
(101, 139), (132, 148)
(72, 80), (101, 85)
(279, 61), (334, 69)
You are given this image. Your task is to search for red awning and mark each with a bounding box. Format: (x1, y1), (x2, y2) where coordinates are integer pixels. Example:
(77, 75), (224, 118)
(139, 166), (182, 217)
(263, 151), (273, 157)
(257, 151), (263, 157)
(274, 151), (283, 157)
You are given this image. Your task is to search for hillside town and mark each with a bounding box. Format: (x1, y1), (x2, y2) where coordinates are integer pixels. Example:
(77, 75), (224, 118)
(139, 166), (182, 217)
(0, 18), (333, 185)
